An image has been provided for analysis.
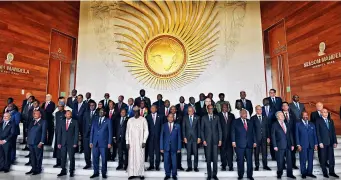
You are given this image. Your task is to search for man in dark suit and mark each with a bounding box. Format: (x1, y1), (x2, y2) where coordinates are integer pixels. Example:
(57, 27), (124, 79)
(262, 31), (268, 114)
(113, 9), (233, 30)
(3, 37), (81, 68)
(82, 100), (97, 169)
(295, 111), (318, 179)
(271, 111), (296, 179)
(85, 92), (93, 105)
(201, 105), (222, 180)
(262, 98), (275, 160)
(195, 93), (206, 117)
(310, 102), (330, 124)
(176, 96), (188, 117)
(2, 97), (18, 114)
(134, 89), (151, 109)
(282, 102), (298, 169)
(53, 102), (66, 168)
(170, 106), (184, 171)
(207, 93), (215, 107)
(160, 100), (171, 118)
(57, 110), (78, 177)
(235, 91), (253, 115)
(21, 92), (32, 113)
(289, 95), (305, 121)
(252, 105), (271, 171)
(218, 103), (235, 171)
(316, 109), (339, 178)
(25, 110), (47, 175)
(188, 97), (196, 114)
(146, 105), (163, 171)
(115, 95), (127, 117)
(21, 95), (34, 145)
(0, 112), (15, 172)
(153, 94), (164, 112)
(182, 106), (200, 172)
(67, 89), (77, 109)
(114, 109), (129, 170)
(7, 103), (21, 164)
(160, 114), (182, 180)
(42, 94), (56, 145)
(73, 94), (87, 153)
(232, 109), (256, 180)
(107, 101), (117, 161)
(90, 108), (113, 179)
(127, 98), (135, 118)
(267, 89), (282, 112)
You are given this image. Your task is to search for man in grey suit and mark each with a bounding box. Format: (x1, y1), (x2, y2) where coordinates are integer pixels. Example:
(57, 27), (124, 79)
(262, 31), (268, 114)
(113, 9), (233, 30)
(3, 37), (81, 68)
(201, 105), (222, 180)
(289, 95), (305, 121)
(182, 106), (201, 172)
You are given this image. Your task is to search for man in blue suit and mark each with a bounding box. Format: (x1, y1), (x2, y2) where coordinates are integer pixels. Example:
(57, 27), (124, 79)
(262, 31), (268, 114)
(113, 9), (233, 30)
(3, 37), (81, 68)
(73, 94), (87, 153)
(295, 111), (318, 179)
(160, 114), (181, 180)
(271, 111), (296, 179)
(147, 105), (163, 171)
(127, 98), (135, 118)
(316, 109), (339, 178)
(25, 110), (47, 175)
(266, 89), (283, 112)
(262, 98), (275, 160)
(0, 112), (15, 172)
(232, 109), (257, 180)
(90, 108), (112, 179)
(7, 103), (20, 164)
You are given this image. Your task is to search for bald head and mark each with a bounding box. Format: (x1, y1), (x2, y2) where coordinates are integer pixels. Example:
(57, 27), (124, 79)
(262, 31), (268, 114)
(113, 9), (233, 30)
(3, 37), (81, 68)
(321, 108), (329, 118)
(316, 102), (323, 111)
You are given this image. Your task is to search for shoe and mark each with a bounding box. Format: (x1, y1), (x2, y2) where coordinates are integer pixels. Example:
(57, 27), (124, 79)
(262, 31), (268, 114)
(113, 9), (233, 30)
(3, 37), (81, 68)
(83, 165), (91, 169)
(20, 141), (26, 145)
(213, 175), (219, 180)
(229, 167), (234, 171)
(264, 166), (271, 171)
(287, 175), (296, 179)
(255, 167), (259, 171)
(70, 172), (74, 177)
(207, 176), (211, 180)
(172, 176), (177, 180)
(79, 150), (83, 154)
(221, 167), (226, 171)
(247, 177), (254, 180)
(186, 168), (192, 172)
(330, 173), (339, 178)
(124, 166), (127, 170)
(4, 170), (9, 173)
(53, 164), (61, 168)
(178, 167), (184, 171)
(32, 171), (41, 175)
(57, 172), (66, 177)
(238, 177), (243, 179)
(25, 154), (30, 158)
(128, 177), (135, 179)
(116, 165), (123, 170)
(140, 176), (145, 179)
(323, 174), (329, 178)
(147, 166), (155, 171)
(302, 175), (306, 179)
(102, 174), (107, 179)
(306, 174), (316, 178)
(293, 166), (299, 169)
(194, 168), (199, 172)
(156, 167), (160, 171)
(90, 174), (99, 178)
(22, 147), (29, 151)
(164, 176), (170, 180)
(25, 162), (31, 166)
(277, 175), (281, 179)
(25, 170), (33, 175)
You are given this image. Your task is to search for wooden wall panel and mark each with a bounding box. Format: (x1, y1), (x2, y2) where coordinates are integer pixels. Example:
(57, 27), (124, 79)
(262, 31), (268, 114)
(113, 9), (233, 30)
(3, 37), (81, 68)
(261, 1), (341, 133)
(0, 2), (79, 113)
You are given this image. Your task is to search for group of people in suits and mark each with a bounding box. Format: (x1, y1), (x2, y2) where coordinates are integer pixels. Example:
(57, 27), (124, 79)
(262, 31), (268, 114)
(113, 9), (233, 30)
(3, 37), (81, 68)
(0, 88), (339, 180)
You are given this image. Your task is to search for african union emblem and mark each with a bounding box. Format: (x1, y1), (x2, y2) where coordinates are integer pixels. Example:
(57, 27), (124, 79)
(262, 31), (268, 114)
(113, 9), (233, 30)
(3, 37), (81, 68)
(115, 1), (219, 89)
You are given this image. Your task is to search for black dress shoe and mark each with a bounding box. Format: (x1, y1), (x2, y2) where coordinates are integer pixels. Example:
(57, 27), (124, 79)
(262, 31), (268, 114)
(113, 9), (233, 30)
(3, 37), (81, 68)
(4, 169), (9, 173)
(25, 170), (33, 175)
(221, 167), (226, 171)
(20, 141), (26, 145)
(306, 174), (316, 178)
(229, 167), (234, 171)
(53, 164), (61, 168)
(194, 168), (199, 172)
(264, 166), (271, 171)
(90, 174), (99, 178)
(255, 167), (259, 171)
(186, 168), (192, 172)
(32, 171), (41, 175)
(277, 175), (281, 179)
(57, 172), (67, 177)
(207, 177), (211, 180)
(178, 167), (184, 171)
(147, 166), (155, 171)
(140, 176), (145, 179)
(156, 167), (160, 171)
(323, 174), (329, 178)
(172, 176), (177, 180)
(25, 154), (30, 158)
(70, 172), (74, 177)
(25, 162), (31, 166)
(287, 175), (296, 179)
(213, 175), (219, 180)
(79, 150), (83, 154)
(330, 173), (339, 178)
(102, 174), (107, 179)
(124, 166), (127, 170)
(116, 165), (123, 170)
(293, 166), (299, 169)
(22, 147), (29, 151)
(83, 165), (91, 169)
(164, 176), (170, 180)
(128, 176), (135, 179)
(238, 177), (243, 179)
(302, 175), (306, 179)
(248, 177), (254, 180)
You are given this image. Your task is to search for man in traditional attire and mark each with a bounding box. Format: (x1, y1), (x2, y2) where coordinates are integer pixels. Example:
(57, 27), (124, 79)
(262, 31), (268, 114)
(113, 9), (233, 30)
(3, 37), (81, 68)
(126, 106), (149, 179)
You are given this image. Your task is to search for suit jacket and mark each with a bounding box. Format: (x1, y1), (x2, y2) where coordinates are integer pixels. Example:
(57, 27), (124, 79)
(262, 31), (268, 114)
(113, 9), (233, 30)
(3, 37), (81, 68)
(153, 100), (165, 110)
(28, 108), (45, 123)
(315, 117), (337, 146)
(113, 116), (129, 141)
(160, 122), (181, 152)
(21, 99), (28, 113)
(134, 96), (151, 109)
(235, 99), (253, 116)
(0, 121), (15, 143)
(27, 119), (47, 145)
(114, 102), (128, 116)
(146, 113), (163, 143)
(271, 121), (293, 150)
(283, 111), (298, 144)
(195, 101), (205, 117)
(159, 106), (170, 118)
(22, 103), (33, 122)
(90, 117), (113, 148)
(83, 110), (97, 139)
(173, 113), (183, 126)
(289, 102), (305, 121)
(175, 103), (188, 117)
(310, 111), (331, 124)
(72, 102), (87, 121)
(9, 110), (21, 135)
(231, 118), (256, 149)
(57, 119), (78, 147)
(41, 101), (56, 122)
(267, 96), (283, 112)
(251, 114), (270, 142)
(54, 110), (66, 137)
(67, 97), (77, 109)
(201, 114), (222, 145)
(182, 114), (201, 142)
(295, 121), (318, 149)
(218, 112), (235, 146)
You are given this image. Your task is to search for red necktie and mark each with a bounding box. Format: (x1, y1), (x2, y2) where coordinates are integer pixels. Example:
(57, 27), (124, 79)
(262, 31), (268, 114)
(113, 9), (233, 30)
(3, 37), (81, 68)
(285, 113), (289, 121)
(165, 108), (168, 116)
(45, 102), (48, 109)
(280, 122), (286, 134)
(140, 109), (143, 116)
(181, 104), (184, 111)
(109, 111), (113, 119)
(243, 120), (248, 131)
(66, 120), (69, 130)
(169, 123), (172, 133)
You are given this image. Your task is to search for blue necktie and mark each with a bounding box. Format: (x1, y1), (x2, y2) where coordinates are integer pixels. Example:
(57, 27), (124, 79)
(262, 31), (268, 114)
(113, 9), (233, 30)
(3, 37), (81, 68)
(189, 116), (193, 127)
(324, 119), (329, 129)
(2, 122), (6, 130)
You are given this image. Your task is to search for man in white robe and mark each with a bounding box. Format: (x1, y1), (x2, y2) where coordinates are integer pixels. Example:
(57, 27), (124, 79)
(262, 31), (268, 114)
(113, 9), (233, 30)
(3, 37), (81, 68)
(126, 106), (149, 179)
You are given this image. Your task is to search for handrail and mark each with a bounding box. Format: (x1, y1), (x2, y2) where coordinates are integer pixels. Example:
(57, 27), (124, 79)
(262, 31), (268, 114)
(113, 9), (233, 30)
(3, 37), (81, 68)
(302, 101), (339, 116)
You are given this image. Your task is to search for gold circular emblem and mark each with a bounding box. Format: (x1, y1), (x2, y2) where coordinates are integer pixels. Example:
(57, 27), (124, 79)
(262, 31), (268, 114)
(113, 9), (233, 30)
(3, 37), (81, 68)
(144, 35), (187, 79)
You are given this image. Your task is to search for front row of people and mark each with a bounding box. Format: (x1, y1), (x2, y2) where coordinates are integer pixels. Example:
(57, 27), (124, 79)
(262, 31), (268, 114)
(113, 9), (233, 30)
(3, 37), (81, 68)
(0, 103), (338, 180)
